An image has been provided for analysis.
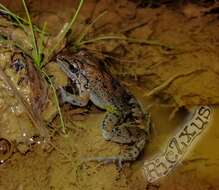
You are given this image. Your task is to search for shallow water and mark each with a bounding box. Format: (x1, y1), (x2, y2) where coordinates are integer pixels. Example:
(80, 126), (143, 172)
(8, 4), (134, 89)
(1, 0), (219, 189)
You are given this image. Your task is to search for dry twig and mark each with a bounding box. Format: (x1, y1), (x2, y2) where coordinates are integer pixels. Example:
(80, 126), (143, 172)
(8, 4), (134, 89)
(144, 69), (205, 97)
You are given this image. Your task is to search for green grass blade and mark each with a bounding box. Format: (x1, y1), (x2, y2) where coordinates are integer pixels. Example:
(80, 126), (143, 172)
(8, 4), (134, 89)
(42, 70), (66, 134)
(38, 22), (47, 68)
(0, 3), (26, 31)
(75, 10), (107, 45)
(0, 3), (46, 34)
(78, 35), (174, 49)
(45, 0), (84, 62)
(22, 0), (39, 66)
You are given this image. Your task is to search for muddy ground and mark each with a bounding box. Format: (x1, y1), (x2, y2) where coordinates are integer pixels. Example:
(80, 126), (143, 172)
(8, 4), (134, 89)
(1, 0), (219, 190)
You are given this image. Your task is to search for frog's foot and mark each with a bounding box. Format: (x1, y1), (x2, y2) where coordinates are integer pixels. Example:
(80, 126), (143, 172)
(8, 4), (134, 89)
(84, 134), (147, 167)
(84, 142), (145, 167)
(83, 156), (124, 168)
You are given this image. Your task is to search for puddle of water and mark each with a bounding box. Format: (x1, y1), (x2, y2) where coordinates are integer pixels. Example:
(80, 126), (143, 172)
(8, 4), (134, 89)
(130, 85), (219, 188)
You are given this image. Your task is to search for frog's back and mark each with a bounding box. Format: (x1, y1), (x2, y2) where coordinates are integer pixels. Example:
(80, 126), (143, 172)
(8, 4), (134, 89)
(88, 69), (126, 107)
(88, 67), (141, 117)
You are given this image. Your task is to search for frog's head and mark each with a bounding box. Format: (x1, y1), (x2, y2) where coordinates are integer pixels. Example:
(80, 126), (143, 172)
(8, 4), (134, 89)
(56, 52), (84, 82)
(57, 50), (102, 89)
(57, 49), (101, 77)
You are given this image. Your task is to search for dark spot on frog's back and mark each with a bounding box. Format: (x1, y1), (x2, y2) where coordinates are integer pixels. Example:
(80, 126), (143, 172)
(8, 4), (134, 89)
(111, 78), (120, 90)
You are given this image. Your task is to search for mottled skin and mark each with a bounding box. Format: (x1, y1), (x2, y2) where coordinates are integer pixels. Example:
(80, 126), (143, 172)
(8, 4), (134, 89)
(56, 49), (152, 165)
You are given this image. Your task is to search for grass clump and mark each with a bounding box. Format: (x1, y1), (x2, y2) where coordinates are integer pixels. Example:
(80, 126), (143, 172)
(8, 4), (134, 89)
(0, 0), (84, 135)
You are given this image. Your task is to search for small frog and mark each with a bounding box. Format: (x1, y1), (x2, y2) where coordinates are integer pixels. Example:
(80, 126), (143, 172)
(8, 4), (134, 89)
(56, 49), (153, 165)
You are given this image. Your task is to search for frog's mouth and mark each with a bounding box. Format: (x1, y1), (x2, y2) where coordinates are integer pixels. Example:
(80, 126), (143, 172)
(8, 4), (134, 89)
(56, 56), (78, 82)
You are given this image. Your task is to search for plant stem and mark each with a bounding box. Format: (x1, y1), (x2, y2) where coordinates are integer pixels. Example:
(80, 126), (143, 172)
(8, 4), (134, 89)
(42, 70), (66, 134)
(22, 0), (39, 66)
(75, 10), (107, 45)
(79, 35), (173, 49)
(0, 3), (44, 34)
(45, 0), (84, 63)
(38, 22), (47, 68)
(144, 69), (205, 97)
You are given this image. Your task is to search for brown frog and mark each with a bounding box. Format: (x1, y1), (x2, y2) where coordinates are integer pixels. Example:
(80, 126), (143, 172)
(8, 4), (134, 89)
(56, 49), (153, 165)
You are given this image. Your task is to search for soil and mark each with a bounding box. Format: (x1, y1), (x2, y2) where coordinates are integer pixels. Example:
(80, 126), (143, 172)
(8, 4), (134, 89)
(0, 0), (219, 190)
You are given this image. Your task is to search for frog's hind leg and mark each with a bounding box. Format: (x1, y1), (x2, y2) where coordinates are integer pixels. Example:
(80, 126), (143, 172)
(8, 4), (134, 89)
(86, 112), (148, 165)
(112, 126), (147, 164)
(129, 96), (155, 139)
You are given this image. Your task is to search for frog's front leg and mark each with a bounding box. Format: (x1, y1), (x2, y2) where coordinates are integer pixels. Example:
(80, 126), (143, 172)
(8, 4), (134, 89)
(59, 87), (90, 107)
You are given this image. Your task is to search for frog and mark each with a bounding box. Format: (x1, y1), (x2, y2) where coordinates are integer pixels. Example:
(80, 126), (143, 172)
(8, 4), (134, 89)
(56, 49), (153, 165)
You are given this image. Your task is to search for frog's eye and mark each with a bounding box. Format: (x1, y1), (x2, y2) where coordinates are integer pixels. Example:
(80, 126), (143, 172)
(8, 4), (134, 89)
(69, 63), (79, 73)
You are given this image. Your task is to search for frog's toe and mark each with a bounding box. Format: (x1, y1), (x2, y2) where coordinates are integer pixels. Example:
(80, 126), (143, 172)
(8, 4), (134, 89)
(82, 156), (124, 167)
